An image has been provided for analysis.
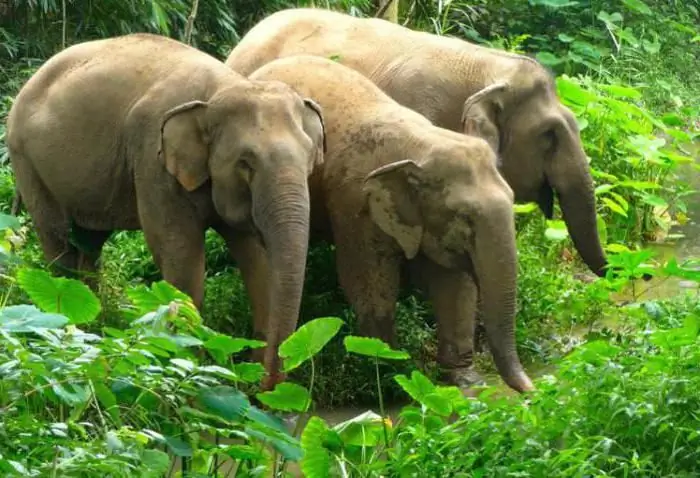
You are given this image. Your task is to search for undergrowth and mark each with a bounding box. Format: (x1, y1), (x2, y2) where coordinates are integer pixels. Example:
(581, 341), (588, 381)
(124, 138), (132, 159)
(0, 0), (699, 476)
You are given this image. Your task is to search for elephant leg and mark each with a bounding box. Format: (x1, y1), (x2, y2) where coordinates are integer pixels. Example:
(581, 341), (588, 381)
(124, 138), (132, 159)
(70, 226), (112, 291)
(138, 200), (206, 308)
(414, 257), (486, 389)
(215, 226), (270, 359)
(13, 164), (80, 275)
(332, 215), (402, 346)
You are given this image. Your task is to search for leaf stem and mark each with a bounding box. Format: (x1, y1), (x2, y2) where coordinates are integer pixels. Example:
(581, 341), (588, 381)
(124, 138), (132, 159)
(375, 356), (390, 449)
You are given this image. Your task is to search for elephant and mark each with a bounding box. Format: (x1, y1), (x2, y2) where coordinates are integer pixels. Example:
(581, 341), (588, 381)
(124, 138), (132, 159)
(244, 54), (535, 393)
(225, 7), (609, 279)
(5, 33), (326, 391)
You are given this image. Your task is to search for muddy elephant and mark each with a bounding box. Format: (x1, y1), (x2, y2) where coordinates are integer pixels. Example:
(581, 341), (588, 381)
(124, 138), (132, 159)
(6, 33), (326, 390)
(244, 54), (534, 393)
(225, 7), (609, 279)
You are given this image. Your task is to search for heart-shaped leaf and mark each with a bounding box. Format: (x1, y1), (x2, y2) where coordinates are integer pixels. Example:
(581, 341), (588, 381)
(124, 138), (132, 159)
(301, 416), (331, 477)
(197, 385), (250, 422)
(279, 317), (343, 372)
(204, 336), (266, 355)
(256, 382), (311, 412)
(16, 268), (101, 324)
(343, 336), (410, 360)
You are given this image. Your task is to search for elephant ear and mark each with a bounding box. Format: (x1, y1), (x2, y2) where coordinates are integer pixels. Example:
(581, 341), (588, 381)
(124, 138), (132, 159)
(302, 98), (327, 169)
(461, 82), (509, 153)
(363, 160), (424, 259)
(158, 100), (211, 192)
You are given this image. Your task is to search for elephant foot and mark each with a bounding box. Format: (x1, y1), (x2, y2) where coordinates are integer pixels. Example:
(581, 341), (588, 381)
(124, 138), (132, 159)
(441, 365), (487, 391)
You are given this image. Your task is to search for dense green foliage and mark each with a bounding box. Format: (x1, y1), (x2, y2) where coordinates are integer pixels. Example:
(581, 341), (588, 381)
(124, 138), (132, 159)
(1, 0), (699, 476)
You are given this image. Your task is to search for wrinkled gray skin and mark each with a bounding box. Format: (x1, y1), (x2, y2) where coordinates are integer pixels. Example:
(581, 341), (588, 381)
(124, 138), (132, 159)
(246, 54), (534, 393)
(226, 8), (608, 280)
(6, 33), (326, 391)
(225, 8), (623, 376)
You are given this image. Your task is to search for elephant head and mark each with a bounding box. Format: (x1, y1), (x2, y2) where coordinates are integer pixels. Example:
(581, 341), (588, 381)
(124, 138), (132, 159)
(460, 71), (608, 278)
(362, 140), (534, 393)
(157, 80), (326, 387)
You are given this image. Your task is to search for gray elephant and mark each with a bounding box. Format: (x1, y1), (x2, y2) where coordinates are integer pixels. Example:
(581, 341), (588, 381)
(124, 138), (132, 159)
(6, 33), (326, 390)
(244, 54), (534, 393)
(226, 7), (609, 278)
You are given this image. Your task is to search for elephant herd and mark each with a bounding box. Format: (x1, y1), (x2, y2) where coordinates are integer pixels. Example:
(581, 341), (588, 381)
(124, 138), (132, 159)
(6, 8), (617, 394)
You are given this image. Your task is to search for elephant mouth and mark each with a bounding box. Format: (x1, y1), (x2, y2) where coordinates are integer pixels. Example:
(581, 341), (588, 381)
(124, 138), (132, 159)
(536, 179), (555, 219)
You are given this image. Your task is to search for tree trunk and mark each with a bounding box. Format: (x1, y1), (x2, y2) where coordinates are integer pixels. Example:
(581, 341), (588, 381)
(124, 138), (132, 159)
(376, 0), (399, 23)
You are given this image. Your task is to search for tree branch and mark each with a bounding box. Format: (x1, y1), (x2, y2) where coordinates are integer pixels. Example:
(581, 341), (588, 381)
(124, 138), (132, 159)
(184, 0), (200, 45)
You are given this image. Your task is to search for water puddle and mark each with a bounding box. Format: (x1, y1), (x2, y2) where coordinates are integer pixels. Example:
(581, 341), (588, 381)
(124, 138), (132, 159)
(613, 140), (700, 303)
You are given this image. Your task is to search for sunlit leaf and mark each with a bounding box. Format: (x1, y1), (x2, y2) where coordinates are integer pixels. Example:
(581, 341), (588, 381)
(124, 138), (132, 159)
(529, 0), (579, 7)
(513, 202), (539, 214)
(597, 215), (608, 245)
(127, 280), (194, 316)
(16, 268), (101, 324)
(301, 416), (331, 478)
(232, 362), (266, 383)
(556, 76), (599, 107)
(333, 410), (387, 447)
(256, 382), (311, 412)
(544, 220), (570, 241)
(279, 317), (344, 372)
(601, 197), (628, 217)
(617, 180), (660, 190)
(344, 336), (410, 360)
(395, 370), (451, 416)
(599, 84), (642, 99)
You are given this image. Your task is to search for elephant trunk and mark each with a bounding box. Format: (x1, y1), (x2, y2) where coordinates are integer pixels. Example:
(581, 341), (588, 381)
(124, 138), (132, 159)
(252, 170), (311, 389)
(549, 146), (608, 277)
(475, 206), (534, 393)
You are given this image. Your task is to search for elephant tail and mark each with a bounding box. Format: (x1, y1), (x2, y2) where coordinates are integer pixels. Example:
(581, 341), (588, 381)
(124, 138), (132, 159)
(10, 185), (22, 216)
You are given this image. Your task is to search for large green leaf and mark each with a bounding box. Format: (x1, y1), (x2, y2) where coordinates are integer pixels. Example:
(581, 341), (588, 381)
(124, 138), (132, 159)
(0, 305), (68, 332)
(621, 0), (652, 15)
(140, 449), (170, 477)
(256, 382), (311, 412)
(395, 370), (452, 417)
(343, 336), (410, 360)
(245, 425), (303, 462)
(93, 381), (122, 427)
(333, 410), (386, 447)
(279, 317), (344, 372)
(204, 336), (266, 355)
(197, 386), (250, 422)
(16, 268), (101, 324)
(301, 416), (332, 478)
(529, 0), (579, 7)
(544, 220), (570, 241)
(0, 213), (20, 231)
(127, 280), (193, 314)
(164, 436), (193, 457)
